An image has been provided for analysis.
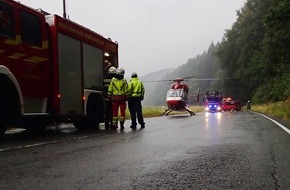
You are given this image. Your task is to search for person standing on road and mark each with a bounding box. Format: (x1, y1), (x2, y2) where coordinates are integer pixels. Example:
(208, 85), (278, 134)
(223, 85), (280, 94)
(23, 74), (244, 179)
(127, 72), (145, 129)
(104, 66), (116, 130)
(246, 100), (251, 110)
(108, 67), (127, 130)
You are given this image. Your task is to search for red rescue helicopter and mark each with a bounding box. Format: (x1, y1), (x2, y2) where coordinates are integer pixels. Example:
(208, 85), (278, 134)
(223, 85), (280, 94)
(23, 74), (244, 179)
(143, 76), (227, 116)
(161, 77), (228, 116)
(162, 77), (196, 116)
(142, 76), (197, 116)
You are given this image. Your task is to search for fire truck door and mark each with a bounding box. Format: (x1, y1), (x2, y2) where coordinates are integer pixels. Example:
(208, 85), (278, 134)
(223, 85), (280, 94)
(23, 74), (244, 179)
(58, 33), (82, 115)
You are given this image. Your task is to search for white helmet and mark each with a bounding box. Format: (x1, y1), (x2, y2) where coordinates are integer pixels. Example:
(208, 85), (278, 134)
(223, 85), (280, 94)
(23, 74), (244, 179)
(108, 66), (116, 74)
(116, 67), (125, 75)
(131, 72), (138, 78)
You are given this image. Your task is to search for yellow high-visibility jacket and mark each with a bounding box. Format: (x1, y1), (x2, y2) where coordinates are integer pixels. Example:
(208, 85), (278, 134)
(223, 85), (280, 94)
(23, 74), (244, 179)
(108, 78), (127, 100)
(127, 78), (145, 98)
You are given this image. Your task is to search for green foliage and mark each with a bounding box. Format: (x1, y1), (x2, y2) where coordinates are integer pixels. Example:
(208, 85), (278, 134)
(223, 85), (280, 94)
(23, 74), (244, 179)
(252, 98), (290, 120)
(216, 0), (290, 103)
(125, 106), (167, 119)
(144, 0), (290, 106)
(126, 106), (205, 118)
(252, 75), (290, 103)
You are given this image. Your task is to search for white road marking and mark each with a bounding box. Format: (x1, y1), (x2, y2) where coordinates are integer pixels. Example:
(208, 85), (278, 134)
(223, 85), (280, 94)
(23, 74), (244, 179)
(0, 134), (103, 152)
(254, 112), (290, 135)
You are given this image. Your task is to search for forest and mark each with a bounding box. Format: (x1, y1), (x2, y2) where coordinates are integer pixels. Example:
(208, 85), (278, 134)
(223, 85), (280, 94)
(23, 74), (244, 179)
(143, 0), (290, 106)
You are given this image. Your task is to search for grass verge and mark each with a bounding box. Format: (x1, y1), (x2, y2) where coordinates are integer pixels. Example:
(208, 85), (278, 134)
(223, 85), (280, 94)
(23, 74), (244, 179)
(251, 99), (290, 121)
(126, 100), (290, 122)
(126, 106), (205, 119)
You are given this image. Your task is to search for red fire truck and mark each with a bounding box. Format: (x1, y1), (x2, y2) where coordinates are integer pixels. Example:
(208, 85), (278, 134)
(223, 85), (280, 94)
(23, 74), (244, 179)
(0, 0), (118, 135)
(203, 90), (222, 112)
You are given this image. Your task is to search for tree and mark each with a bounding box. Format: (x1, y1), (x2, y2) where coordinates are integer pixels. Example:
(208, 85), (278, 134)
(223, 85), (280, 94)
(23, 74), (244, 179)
(216, 0), (289, 103)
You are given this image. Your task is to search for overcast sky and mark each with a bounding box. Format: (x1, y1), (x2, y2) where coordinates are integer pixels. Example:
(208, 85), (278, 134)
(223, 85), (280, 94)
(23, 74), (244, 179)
(20, 0), (246, 77)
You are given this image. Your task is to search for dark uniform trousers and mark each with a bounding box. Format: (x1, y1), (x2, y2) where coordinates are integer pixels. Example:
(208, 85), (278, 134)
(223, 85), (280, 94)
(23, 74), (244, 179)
(128, 97), (144, 126)
(104, 100), (113, 128)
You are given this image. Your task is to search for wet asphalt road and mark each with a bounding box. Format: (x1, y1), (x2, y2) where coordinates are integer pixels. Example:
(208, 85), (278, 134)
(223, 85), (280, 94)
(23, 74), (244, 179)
(0, 111), (290, 190)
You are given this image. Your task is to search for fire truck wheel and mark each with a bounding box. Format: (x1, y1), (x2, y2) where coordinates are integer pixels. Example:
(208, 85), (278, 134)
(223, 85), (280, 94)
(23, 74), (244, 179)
(0, 79), (12, 137)
(0, 75), (23, 137)
(0, 124), (7, 137)
(73, 119), (83, 130)
(73, 94), (103, 130)
(85, 94), (103, 129)
(0, 108), (8, 136)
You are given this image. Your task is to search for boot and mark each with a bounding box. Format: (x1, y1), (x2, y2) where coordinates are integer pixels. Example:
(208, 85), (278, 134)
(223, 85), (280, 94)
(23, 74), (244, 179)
(130, 125), (137, 130)
(120, 121), (125, 130)
(140, 122), (145, 129)
(130, 123), (137, 130)
(105, 122), (110, 130)
(111, 122), (118, 130)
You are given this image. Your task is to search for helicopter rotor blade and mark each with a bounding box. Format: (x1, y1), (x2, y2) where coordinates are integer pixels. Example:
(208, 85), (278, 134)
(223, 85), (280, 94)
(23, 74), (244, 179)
(182, 75), (196, 80)
(187, 78), (232, 81)
(142, 79), (173, 83)
(142, 76), (232, 83)
(142, 77), (193, 83)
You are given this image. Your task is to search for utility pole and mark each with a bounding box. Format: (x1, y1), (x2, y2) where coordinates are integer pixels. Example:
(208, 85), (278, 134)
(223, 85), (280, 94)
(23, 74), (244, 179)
(63, 0), (67, 19)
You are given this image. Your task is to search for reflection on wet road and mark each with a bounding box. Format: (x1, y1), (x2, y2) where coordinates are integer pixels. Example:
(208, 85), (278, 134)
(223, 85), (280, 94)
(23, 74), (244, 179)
(0, 111), (290, 189)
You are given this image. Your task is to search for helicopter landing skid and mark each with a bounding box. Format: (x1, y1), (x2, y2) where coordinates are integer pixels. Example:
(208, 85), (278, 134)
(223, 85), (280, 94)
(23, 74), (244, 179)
(184, 107), (196, 116)
(161, 107), (195, 116)
(161, 109), (173, 116)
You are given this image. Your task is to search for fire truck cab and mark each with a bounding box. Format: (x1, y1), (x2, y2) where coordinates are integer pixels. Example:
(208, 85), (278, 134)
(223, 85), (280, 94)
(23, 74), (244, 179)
(203, 90), (222, 112)
(0, 0), (118, 135)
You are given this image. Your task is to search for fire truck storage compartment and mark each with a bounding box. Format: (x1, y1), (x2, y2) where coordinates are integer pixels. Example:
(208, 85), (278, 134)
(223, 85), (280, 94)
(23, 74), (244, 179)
(58, 33), (82, 115)
(83, 43), (103, 90)
(57, 33), (104, 117)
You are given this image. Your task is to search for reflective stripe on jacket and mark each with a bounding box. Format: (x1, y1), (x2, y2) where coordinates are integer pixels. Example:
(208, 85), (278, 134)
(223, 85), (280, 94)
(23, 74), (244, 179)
(127, 78), (144, 98)
(108, 78), (127, 96)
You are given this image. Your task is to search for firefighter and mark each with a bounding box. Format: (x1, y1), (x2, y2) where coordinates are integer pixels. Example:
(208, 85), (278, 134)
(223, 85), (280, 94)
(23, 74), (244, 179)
(108, 67), (127, 130)
(104, 66), (116, 130)
(127, 72), (145, 129)
(246, 100), (251, 110)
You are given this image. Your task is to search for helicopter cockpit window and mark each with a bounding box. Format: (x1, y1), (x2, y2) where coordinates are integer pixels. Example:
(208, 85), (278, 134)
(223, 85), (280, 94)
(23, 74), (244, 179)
(166, 89), (188, 100)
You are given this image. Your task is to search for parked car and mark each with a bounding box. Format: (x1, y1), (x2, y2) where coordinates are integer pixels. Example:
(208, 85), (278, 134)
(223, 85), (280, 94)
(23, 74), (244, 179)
(221, 99), (241, 111)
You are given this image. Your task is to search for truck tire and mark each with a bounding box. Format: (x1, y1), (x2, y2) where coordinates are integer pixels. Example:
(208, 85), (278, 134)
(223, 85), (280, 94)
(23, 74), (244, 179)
(0, 75), (21, 137)
(0, 100), (8, 136)
(73, 94), (104, 130)
(86, 94), (103, 128)
(0, 124), (7, 137)
(0, 80), (12, 137)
